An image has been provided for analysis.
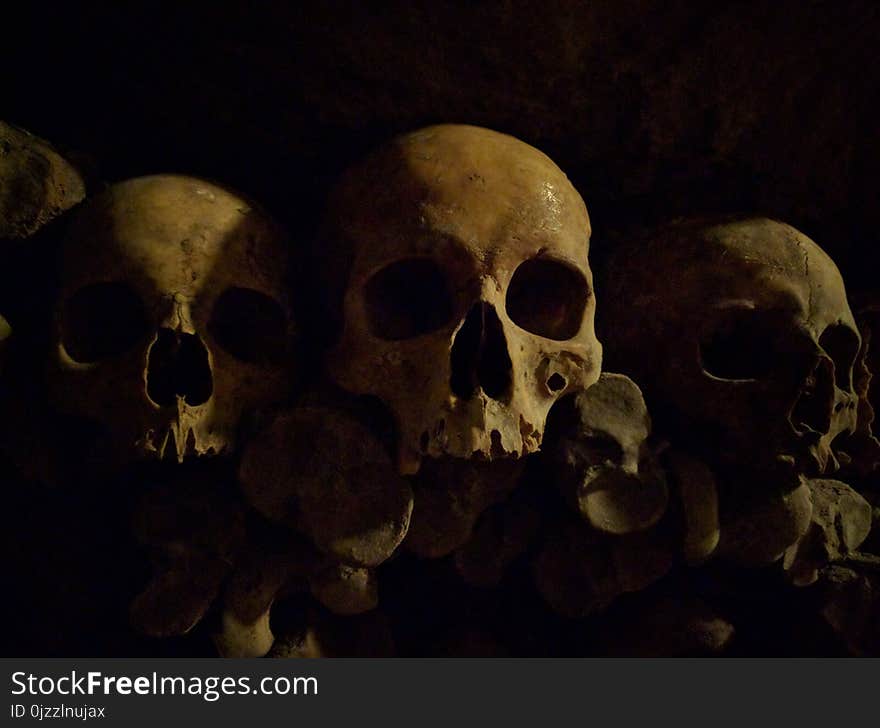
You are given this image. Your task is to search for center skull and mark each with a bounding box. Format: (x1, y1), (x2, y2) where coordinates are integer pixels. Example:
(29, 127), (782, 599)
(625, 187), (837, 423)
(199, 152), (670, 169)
(323, 125), (601, 474)
(49, 175), (293, 473)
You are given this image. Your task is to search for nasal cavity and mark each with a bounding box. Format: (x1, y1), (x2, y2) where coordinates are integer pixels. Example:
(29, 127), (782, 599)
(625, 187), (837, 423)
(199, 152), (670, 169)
(146, 328), (213, 407)
(450, 302), (512, 400)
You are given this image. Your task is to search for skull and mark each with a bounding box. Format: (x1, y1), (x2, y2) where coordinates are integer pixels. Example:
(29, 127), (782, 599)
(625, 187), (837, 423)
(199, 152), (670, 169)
(322, 125), (601, 474)
(602, 217), (860, 482)
(49, 175), (294, 473)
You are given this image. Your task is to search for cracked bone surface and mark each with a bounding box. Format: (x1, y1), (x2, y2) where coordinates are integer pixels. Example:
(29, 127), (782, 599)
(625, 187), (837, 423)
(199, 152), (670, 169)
(0, 120), (85, 239)
(543, 373), (669, 535)
(48, 175), (294, 476)
(602, 217), (861, 482)
(239, 406), (413, 567)
(320, 124), (601, 475)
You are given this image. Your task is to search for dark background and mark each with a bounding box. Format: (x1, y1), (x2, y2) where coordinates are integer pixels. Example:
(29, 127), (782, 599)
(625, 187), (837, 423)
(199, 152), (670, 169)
(4, 0), (879, 295)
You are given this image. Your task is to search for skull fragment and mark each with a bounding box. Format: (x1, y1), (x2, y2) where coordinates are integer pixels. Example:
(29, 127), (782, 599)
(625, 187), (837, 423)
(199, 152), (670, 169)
(49, 175), (294, 472)
(602, 217), (861, 481)
(321, 125), (601, 474)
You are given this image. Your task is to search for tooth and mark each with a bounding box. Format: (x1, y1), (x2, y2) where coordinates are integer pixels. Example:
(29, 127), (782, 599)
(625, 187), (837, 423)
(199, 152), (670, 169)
(158, 430), (170, 461)
(176, 423), (187, 462)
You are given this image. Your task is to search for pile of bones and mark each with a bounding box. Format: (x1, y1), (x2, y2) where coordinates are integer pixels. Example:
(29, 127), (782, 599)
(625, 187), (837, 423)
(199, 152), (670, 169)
(2, 120), (879, 656)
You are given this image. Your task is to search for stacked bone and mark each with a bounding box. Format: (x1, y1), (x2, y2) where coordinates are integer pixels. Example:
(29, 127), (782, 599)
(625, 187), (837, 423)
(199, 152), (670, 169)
(232, 124), (604, 653)
(601, 217), (875, 588)
(529, 373), (675, 617)
(3, 117), (880, 656)
(235, 404), (412, 655)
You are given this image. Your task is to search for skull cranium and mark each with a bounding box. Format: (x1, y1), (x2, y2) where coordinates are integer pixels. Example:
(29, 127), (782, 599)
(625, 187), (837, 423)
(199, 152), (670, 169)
(49, 175), (294, 473)
(602, 217), (860, 482)
(321, 125), (601, 474)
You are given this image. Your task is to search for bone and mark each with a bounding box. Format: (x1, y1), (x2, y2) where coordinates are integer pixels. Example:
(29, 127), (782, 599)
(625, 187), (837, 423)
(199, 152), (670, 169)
(836, 300), (880, 478)
(820, 565), (880, 656)
(269, 608), (396, 658)
(130, 555), (231, 639)
(532, 515), (673, 618)
(596, 593), (735, 657)
(129, 475), (246, 637)
(610, 528), (675, 593)
(453, 485), (543, 587)
(717, 480), (814, 567)
(216, 609), (274, 659)
(309, 563), (378, 616)
(666, 450), (720, 563)
(544, 373), (669, 535)
(404, 457), (524, 559)
(239, 406), (413, 567)
(213, 525), (318, 658)
(783, 478), (873, 586)
(0, 121), (85, 239)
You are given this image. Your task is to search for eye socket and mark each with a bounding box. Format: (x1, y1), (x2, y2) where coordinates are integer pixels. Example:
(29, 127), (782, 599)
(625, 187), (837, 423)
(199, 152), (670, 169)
(364, 258), (454, 340)
(61, 282), (149, 363)
(699, 308), (786, 381)
(506, 258), (589, 340)
(819, 323), (859, 389)
(208, 287), (289, 363)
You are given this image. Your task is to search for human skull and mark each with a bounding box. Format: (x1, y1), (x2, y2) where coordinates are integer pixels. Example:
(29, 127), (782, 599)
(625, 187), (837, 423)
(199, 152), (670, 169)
(322, 125), (601, 474)
(602, 217), (860, 481)
(49, 175), (293, 472)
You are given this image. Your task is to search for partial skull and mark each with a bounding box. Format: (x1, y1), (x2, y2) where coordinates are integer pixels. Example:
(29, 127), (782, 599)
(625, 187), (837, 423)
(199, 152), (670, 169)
(842, 295), (880, 478)
(603, 217), (860, 480)
(0, 120), (85, 239)
(49, 175), (294, 472)
(321, 125), (600, 474)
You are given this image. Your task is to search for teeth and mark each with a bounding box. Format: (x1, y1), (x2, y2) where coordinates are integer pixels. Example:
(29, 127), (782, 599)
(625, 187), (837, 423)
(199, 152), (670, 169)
(161, 429), (179, 463)
(153, 424), (201, 462)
